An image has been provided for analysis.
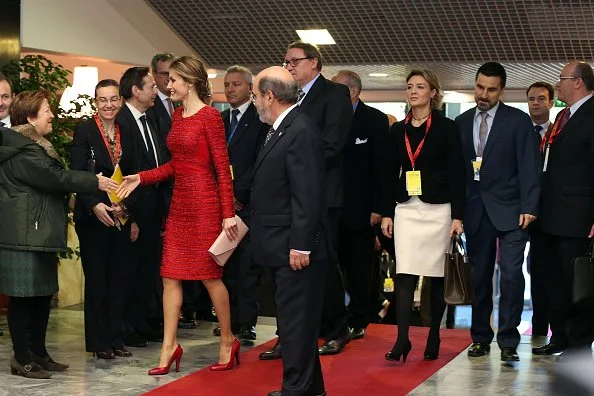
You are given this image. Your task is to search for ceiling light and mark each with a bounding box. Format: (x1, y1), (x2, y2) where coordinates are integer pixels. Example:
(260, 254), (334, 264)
(207, 73), (217, 79)
(296, 29), (335, 45)
(368, 73), (388, 77)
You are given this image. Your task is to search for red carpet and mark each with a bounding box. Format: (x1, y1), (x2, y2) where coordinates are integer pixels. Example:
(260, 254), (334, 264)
(145, 324), (471, 396)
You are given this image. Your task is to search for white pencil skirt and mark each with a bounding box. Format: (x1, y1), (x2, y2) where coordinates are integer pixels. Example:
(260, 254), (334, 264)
(393, 196), (452, 277)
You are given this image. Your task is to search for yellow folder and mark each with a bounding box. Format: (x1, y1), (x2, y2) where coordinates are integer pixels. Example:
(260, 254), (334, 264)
(108, 164), (128, 226)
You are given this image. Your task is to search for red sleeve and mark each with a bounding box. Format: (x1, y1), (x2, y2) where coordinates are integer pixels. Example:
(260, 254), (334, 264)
(205, 107), (235, 219)
(139, 162), (174, 185)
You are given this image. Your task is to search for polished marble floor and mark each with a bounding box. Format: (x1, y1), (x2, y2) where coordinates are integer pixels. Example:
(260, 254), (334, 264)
(0, 307), (583, 395)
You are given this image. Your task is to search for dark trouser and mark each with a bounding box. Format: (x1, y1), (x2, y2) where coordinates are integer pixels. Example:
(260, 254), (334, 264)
(320, 208), (350, 339)
(7, 295), (52, 365)
(77, 220), (136, 352)
(528, 226), (549, 336)
(541, 233), (594, 347)
(338, 224), (375, 329)
(222, 230), (262, 331)
(466, 210), (527, 349)
(393, 274), (445, 346)
(274, 259), (328, 396)
(124, 222), (161, 334)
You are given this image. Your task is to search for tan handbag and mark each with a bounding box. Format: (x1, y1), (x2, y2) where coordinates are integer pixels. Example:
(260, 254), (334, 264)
(444, 235), (474, 305)
(208, 215), (249, 266)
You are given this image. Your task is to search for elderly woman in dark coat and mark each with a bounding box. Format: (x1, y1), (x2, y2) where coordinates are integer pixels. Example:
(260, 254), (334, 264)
(0, 90), (118, 379)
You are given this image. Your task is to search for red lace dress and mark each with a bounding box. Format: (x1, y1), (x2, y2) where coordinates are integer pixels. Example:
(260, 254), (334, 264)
(139, 106), (234, 280)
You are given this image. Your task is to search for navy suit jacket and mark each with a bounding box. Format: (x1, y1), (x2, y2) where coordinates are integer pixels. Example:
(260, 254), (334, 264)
(250, 107), (330, 267)
(456, 102), (540, 234)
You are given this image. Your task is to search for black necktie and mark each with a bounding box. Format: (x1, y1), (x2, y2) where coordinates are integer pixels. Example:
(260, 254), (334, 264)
(264, 127), (275, 146)
(227, 109), (240, 143)
(297, 89), (305, 103)
(140, 115), (157, 167)
(534, 125), (543, 139)
(0, 121), (4, 128)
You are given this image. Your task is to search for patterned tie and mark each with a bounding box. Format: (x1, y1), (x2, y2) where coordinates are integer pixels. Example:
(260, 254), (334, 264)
(477, 112), (489, 156)
(166, 98), (175, 117)
(558, 108), (571, 132)
(264, 127), (275, 146)
(297, 89), (305, 103)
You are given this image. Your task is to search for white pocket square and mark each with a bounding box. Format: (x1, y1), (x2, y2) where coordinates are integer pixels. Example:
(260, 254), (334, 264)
(355, 138), (368, 145)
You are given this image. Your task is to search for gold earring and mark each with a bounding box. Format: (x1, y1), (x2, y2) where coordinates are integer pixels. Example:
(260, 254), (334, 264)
(31, 122), (36, 127)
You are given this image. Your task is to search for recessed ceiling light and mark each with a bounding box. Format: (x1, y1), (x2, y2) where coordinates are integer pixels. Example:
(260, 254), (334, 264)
(296, 29), (335, 45)
(368, 73), (388, 77)
(207, 73), (218, 79)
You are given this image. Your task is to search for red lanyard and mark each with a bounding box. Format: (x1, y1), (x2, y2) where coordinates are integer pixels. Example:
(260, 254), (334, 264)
(404, 111), (432, 169)
(540, 107), (568, 152)
(94, 114), (121, 166)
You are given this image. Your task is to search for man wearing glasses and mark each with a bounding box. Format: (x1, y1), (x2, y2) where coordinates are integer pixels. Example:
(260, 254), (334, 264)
(258, 41), (353, 361)
(537, 61), (594, 362)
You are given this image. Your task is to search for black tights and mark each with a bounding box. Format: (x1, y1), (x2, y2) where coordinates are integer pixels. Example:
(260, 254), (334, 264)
(7, 295), (52, 365)
(394, 274), (445, 347)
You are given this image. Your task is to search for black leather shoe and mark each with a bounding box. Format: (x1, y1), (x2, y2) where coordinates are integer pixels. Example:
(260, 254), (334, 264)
(212, 326), (221, 337)
(350, 327), (365, 340)
(260, 340), (282, 360)
(178, 317), (197, 329)
(238, 325), (256, 341)
(501, 347), (520, 362)
(532, 342), (567, 355)
(319, 331), (352, 356)
(31, 353), (69, 371)
(124, 332), (148, 348)
(467, 342), (490, 357)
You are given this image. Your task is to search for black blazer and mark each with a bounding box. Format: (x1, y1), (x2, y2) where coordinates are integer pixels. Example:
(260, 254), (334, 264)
(299, 74), (352, 208)
(540, 96), (594, 237)
(341, 100), (388, 230)
(116, 104), (166, 230)
(250, 107), (330, 267)
(147, 97), (172, 160)
(70, 118), (136, 223)
(221, 103), (268, 206)
(379, 110), (466, 220)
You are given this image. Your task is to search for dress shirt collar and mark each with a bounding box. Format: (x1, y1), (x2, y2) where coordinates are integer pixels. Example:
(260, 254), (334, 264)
(125, 102), (145, 121)
(157, 90), (170, 102)
(300, 73), (321, 97)
(231, 100), (251, 121)
(474, 101), (500, 120)
(353, 99), (360, 113)
(0, 116), (10, 127)
(273, 104), (298, 130)
(569, 93), (593, 117)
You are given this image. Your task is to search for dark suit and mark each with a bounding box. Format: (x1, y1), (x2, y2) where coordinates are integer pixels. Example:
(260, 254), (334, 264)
(116, 103), (166, 335)
(299, 74), (353, 339)
(71, 118), (137, 352)
(251, 107), (329, 396)
(220, 103), (268, 331)
(456, 102), (540, 349)
(540, 96), (594, 348)
(339, 100), (387, 329)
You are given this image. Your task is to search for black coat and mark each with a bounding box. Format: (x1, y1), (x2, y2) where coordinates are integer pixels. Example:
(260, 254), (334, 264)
(379, 110), (466, 220)
(70, 118), (137, 223)
(341, 100), (388, 230)
(540, 96), (594, 237)
(299, 74), (352, 208)
(221, 103), (268, 205)
(250, 107), (330, 267)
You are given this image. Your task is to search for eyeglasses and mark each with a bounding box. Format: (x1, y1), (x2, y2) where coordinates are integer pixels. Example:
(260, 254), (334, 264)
(558, 76), (578, 82)
(96, 96), (121, 105)
(282, 57), (312, 68)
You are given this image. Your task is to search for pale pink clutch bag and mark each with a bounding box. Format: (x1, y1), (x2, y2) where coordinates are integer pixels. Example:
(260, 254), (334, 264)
(208, 215), (249, 266)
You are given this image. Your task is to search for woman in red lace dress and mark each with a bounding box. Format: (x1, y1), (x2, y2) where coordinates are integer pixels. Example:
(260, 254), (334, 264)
(117, 56), (240, 374)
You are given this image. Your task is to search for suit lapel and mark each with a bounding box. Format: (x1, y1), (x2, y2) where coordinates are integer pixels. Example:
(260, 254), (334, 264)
(146, 114), (162, 165)
(553, 96), (594, 146)
(254, 108), (299, 172)
(221, 109), (231, 140)
(121, 105), (156, 167)
(299, 75), (325, 109)
(90, 121), (115, 171)
(229, 104), (257, 147)
(462, 110), (477, 159)
(482, 103), (506, 159)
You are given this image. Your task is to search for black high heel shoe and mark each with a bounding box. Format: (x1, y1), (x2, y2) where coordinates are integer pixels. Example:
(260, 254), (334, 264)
(93, 350), (115, 360)
(385, 340), (412, 363)
(424, 337), (441, 360)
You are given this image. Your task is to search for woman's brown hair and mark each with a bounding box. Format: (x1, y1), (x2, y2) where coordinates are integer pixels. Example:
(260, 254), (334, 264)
(10, 90), (51, 126)
(170, 56), (211, 103)
(406, 69), (443, 110)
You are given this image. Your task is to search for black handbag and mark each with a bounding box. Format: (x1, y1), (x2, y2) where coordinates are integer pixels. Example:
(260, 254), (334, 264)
(572, 240), (594, 306)
(444, 235), (474, 305)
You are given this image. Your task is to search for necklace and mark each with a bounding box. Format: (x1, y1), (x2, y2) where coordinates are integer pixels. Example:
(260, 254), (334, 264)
(100, 120), (116, 144)
(412, 112), (431, 121)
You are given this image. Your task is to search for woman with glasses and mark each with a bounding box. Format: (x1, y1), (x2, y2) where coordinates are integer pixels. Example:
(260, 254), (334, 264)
(379, 69), (466, 363)
(116, 56), (240, 375)
(71, 79), (138, 360)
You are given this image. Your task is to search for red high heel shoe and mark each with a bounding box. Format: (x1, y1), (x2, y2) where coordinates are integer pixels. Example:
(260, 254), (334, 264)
(148, 344), (183, 375)
(209, 338), (240, 371)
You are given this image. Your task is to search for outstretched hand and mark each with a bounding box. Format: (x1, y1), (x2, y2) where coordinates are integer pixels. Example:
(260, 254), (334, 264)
(116, 174), (141, 198)
(96, 172), (119, 193)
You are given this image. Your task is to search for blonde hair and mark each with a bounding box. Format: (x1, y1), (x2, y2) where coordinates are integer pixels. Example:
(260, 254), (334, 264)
(170, 56), (211, 103)
(406, 69), (443, 110)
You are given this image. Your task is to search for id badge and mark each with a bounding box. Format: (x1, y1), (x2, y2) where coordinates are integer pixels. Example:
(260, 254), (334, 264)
(383, 278), (394, 293)
(405, 170), (422, 196)
(229, 165), (234, 180)
(472, 157), (482, 181)
(542, 146), (550, 172)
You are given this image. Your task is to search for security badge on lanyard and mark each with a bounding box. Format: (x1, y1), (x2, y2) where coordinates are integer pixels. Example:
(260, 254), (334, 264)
(540, 108), (567, 172)
(404, 111), (432, 196)
(472, 157), (482, 181)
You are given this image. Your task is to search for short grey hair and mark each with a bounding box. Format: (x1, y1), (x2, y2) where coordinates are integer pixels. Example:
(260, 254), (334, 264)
(150, 52), (175, 73)
(259, 76), (298, 105)
(225, 65), (253, 84)
(333, 70), (362, 94)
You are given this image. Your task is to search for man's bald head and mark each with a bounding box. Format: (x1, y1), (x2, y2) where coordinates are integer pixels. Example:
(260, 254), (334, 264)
(254, 66), (298, 105)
